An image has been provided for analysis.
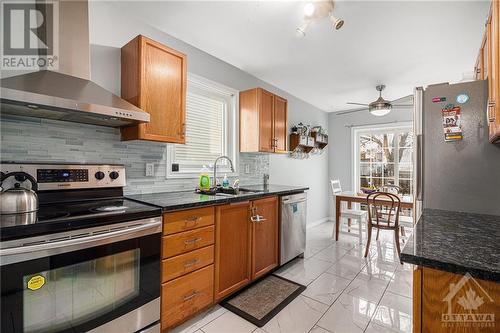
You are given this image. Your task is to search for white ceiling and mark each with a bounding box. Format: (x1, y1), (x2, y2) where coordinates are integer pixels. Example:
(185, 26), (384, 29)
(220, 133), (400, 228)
(112, 1), (490, 112)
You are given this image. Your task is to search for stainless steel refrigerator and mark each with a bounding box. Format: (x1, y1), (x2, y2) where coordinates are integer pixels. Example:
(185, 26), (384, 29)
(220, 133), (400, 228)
(413, 79), (500, 220)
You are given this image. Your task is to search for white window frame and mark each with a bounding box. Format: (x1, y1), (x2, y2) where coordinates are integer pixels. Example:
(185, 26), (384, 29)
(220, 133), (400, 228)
(351, 122), (413, 194)
(166, 73), (239, 179)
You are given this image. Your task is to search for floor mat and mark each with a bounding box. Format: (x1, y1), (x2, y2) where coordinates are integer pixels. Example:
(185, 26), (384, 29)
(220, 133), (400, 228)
(220, 274), (306, 327)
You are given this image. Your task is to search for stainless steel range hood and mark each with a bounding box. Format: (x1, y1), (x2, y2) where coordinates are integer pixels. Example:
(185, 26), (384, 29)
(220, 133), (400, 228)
(0, 1), (149, 127)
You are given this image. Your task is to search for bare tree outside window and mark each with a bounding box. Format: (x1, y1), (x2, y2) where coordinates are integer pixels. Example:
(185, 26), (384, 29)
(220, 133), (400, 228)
(358, 129), (413, 196)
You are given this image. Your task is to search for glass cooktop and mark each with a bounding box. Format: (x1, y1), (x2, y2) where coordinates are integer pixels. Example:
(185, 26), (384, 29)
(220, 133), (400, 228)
(0, 198), (162, 241)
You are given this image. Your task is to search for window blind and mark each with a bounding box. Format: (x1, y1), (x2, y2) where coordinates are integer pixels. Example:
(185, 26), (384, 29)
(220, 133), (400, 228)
(173, 91), (226, 166)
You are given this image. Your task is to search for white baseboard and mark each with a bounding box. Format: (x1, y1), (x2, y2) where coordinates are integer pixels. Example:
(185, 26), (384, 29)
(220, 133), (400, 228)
(307, 217), (333, 229)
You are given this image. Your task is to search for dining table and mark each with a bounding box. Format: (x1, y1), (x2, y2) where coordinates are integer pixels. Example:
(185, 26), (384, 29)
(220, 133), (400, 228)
(334, 191), (414, 241)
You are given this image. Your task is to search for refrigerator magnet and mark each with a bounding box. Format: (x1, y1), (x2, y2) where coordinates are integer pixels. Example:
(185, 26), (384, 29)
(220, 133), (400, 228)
(432, 97), (446, 103)
(456, 93), (469, 104)
(442, 105), (463, 141)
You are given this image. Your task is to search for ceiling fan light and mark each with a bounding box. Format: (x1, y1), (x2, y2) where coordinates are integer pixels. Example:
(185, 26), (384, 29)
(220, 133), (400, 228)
(369, 105), (392, 116)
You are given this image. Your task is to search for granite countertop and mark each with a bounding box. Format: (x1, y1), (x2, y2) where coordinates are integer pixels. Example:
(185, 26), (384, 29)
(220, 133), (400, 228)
(401, 208), (500, 282)
(126, 184), (309, 212)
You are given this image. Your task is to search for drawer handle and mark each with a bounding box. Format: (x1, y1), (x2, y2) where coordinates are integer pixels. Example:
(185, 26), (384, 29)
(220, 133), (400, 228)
(183, 291), (199, 301)
(184, 237), (202, 245)
(184, 216), (200, 227)
(184, 258), (200, 268)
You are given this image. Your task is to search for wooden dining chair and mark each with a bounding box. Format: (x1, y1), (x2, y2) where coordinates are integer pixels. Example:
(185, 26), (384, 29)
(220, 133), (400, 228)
(330, 179), (367, 243)
(364, 192), (402, 258)
(377, 184), (408, 239)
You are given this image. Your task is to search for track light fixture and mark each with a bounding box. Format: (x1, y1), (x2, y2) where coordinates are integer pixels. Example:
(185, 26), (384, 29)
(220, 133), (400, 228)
(296, 0), (344, 37)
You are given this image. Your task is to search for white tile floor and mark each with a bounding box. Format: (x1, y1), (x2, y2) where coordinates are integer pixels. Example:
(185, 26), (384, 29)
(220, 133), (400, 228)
(170, 222), (413, 333)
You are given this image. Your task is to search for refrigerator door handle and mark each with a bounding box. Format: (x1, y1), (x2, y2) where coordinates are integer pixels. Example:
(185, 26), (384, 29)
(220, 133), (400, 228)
(416, 134), (423, 201)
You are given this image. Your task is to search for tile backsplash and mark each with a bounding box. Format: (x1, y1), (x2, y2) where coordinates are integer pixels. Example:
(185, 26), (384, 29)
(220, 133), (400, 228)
(0, 116), (269, 195)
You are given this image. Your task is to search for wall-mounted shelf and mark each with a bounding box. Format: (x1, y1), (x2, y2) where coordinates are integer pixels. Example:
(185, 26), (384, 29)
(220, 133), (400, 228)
(311, 132), (328, 149)
(290, 133), (315, 153)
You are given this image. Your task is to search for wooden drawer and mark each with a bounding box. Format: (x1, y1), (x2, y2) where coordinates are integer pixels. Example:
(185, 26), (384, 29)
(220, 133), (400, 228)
(163, 225), (214, 258)
(162, 245), (214, 283)
(163, 207), (214, 235)
(161, 265), (214, 329)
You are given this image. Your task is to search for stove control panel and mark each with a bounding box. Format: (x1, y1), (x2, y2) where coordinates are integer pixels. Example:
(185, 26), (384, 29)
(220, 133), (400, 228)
(0, 163), (126, 191)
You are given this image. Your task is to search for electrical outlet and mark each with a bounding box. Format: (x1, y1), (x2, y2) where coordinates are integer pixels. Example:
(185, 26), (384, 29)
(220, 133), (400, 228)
(145, 163), (155, 177)
(244, 164), (250, 174)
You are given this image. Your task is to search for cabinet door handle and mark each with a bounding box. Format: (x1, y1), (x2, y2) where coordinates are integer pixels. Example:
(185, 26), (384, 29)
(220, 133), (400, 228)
(184, 237), (202, 245)
(488, 102), (496, 122)
(183, 291), (199, 301)
(251, 215), (267, 223)
(181, 123), (186, 136)
(184, 258), (200, 268)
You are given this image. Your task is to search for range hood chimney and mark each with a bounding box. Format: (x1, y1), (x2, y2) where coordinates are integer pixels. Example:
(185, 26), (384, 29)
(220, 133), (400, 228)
(0, 0), (149, 127)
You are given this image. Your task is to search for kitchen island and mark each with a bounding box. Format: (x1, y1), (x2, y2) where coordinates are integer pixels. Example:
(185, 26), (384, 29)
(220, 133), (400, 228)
(401, 209), (500, 333)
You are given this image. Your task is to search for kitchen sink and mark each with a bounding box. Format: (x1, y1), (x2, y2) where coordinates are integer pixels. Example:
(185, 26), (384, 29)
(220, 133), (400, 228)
(196, 187), (262, 196)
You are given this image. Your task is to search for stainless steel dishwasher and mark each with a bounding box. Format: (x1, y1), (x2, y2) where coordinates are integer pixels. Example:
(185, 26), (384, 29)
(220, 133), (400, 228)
(280, 192), (307, 265)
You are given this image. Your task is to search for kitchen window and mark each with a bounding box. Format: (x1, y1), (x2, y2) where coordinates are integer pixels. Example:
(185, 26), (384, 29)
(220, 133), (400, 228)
(167, 74), (238, 178)
(352, 123), (414, 196)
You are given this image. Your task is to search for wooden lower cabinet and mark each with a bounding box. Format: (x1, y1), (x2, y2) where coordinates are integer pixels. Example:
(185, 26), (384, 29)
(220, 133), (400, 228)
(163, 207), (215, 235)
(161, 198), (280, 330)
(161, 207), (215, 331)
(214, 197), (279, 300)
(214, 201), (252, 300)
(413, 266), (500, 333)
(161, 265), (214, 330)
(162, 225), (214, 258)
(162, 245), (214, 283)
(251, 196), (279, 280)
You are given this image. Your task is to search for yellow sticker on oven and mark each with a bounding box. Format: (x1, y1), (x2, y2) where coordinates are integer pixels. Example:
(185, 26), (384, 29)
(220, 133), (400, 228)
(27, 275), (45, 291)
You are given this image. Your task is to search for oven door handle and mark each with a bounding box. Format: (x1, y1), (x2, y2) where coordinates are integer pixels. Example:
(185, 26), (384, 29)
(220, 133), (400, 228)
(0, 218), (162, 261)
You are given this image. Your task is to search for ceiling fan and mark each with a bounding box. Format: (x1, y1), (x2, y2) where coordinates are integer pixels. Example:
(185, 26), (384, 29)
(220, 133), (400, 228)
(338, 85), (413, 116)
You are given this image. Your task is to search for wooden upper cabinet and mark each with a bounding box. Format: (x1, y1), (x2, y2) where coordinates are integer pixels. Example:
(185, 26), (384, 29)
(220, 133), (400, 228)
(251, 197), (279, 280)
(475, 32), (486, 80)
(259, 89), (275, 152)
(273, 96), (288, 153)
(240, 88), (288, 153)
(120, 35), (187, 143)
(487, 0), (500, 143)
(214, 201), (252, 300)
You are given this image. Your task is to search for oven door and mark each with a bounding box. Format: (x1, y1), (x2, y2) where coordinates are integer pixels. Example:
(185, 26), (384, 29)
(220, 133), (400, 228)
(0, 217), (161, 333)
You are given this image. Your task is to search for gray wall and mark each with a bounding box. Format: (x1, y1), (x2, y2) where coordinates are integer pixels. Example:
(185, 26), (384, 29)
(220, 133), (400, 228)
(88, 1), (330, 225)
(0, 1), (330, 225)
(328, 107), (413, 217)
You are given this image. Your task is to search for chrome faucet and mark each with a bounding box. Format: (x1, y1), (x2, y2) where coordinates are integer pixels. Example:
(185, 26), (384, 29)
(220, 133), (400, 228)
(263, 173), (269, 189)
(213, 156), (234, 188)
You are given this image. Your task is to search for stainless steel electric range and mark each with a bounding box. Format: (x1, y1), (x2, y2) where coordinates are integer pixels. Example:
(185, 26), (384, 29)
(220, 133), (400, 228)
(0, 163), (162, 333)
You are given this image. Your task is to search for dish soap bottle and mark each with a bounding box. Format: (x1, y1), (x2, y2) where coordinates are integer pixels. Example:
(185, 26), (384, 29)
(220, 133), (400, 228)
(222, 174), (230, 188)
(199, 165), (211, 191)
